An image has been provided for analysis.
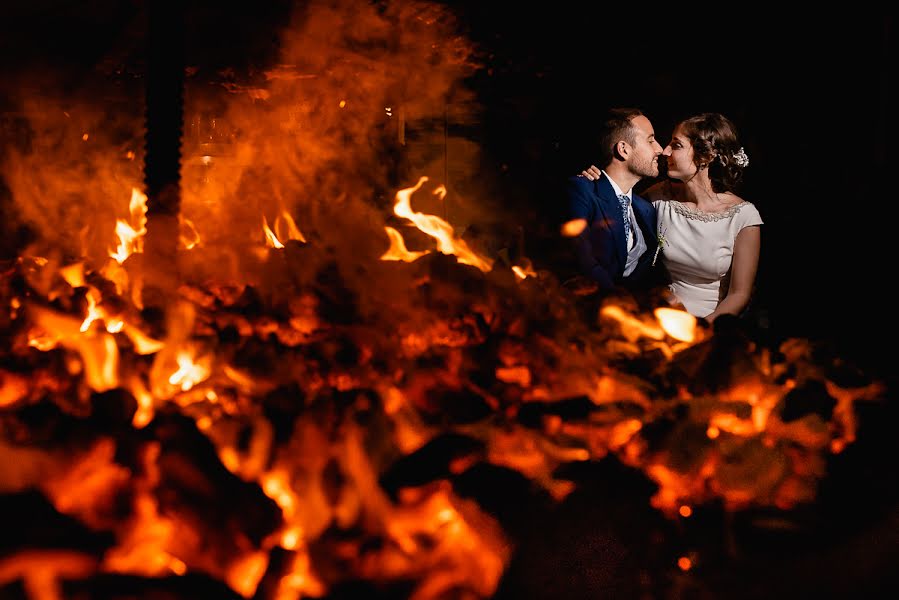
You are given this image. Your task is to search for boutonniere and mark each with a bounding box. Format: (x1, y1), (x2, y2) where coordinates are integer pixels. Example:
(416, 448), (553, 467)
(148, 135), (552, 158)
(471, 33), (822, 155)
(652, 225), (668, 267)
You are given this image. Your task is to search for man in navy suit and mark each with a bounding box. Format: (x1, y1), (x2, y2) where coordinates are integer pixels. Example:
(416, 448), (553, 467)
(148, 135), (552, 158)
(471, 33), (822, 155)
(565, 108), (664, 293)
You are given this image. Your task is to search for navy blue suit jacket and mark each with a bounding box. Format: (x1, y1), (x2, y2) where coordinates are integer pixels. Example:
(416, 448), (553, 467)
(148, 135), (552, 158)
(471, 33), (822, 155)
(565, 173), (659, 290)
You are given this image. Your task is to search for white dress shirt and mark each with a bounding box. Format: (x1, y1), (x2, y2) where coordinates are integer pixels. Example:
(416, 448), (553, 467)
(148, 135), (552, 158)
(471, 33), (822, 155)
(602, 171), (646, 277)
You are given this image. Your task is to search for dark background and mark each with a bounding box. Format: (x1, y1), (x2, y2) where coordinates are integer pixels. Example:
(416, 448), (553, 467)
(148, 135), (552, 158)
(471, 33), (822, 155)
(448, 5), (894, 377)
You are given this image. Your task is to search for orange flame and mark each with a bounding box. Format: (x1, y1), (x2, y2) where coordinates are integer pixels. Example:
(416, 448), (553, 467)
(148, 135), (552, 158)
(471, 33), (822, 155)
(263, 216), (285, 248)
(380, 226), (429, 262)
(29, 305), (119, 391)
(168, 348), (212, 392)
(109, 188), (148, 264)
(274, 210), (306, 243)
(58, 262), (85, 288)
(511, 262), (537, 280)
(600, 305), (666, 341)
(390, 177), (493, 272)
(654, 307), (697, 343)
(179, 216), (201, 250)
(129, 377), (155, 428)
(79, 288), (103, 332)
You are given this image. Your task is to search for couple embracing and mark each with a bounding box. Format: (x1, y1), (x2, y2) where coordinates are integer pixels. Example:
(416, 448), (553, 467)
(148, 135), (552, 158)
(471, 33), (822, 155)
(565, 108), (761, 325)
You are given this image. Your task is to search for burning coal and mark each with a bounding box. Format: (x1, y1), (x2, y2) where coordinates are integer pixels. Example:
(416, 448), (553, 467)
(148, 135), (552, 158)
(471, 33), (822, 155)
(0, 1), (884, 599)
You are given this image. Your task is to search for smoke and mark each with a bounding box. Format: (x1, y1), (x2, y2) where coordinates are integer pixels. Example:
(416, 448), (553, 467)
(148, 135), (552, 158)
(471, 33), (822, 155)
(0, 87), (145, 262)
(187, 0), (480, 247)
(0, 0), (507, 321)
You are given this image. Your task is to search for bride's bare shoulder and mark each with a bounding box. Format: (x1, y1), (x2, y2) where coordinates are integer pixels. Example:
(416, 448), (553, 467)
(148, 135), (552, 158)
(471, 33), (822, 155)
(642, 179), (683, 201)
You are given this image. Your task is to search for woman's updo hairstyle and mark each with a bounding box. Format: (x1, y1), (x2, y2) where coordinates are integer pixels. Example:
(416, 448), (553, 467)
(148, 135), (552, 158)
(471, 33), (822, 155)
(678, 112), (748, 193)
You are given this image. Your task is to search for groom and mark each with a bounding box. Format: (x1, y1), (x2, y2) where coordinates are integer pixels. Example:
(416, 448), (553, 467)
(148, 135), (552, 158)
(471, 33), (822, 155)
(564, 108), (664, 292)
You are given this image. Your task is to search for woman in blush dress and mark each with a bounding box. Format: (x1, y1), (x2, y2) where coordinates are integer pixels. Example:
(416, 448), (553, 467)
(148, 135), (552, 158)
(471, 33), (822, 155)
(641, 113), (761, 324)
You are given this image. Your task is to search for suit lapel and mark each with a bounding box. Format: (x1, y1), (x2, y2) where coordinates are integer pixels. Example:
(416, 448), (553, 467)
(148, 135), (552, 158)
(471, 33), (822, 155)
(596, 176), (628, 264)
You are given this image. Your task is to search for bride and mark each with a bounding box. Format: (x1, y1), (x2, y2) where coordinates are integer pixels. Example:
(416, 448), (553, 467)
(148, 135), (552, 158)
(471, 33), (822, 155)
(644, 113), (762, 323)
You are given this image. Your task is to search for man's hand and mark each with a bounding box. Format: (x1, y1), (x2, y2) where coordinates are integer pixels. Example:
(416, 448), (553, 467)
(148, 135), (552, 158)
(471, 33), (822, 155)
(578, 165), (601, 181)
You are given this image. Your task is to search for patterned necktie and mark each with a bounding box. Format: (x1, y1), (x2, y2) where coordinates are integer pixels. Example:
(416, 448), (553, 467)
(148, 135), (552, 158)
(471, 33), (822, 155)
(617, 193), (631, 243)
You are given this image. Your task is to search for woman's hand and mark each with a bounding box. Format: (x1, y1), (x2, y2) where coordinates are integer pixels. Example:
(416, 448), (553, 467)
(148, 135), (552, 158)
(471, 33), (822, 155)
(578, 165), (602, 181)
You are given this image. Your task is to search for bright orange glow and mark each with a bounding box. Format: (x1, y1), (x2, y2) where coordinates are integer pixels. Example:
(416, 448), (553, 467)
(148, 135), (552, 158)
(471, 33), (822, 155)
(129, 378), (155, 428)
(226, 551), (268, 599)
(281, 526), (302, 550)
(495, 365), (531, 387)
(262, 216), (285, 248)
(390, 177), (493, 272)
(678, 556), (692, 571)
(261, 471), (298, 517)
(679, 505), (692, 518)
(0, 550), (96, 600)
(654, 307), (697, 342)
(82, 133), (89, 141)
(179, 216), (201, 250)
(79, 289), (103, 333)
(169, 557), (187, 576)
(109, 188), (148, 264)
(105, 318), (124, 333)
(609, 419), (643, 449)
(58, 262), (85, 288)
(274, 210), (306, 243)
(30, 305), (119, 391)
(103, 491), (180, 578)
(275, 553), (325, 600)
(600, 305), (665, 341)
(122, 324), (165, 355)
(380, 226), (429, 262)
(511, 261), (537, 280)
(167, 349), (211, 392)
(560, 218), (587, 237)
(707, 426), (720, 439)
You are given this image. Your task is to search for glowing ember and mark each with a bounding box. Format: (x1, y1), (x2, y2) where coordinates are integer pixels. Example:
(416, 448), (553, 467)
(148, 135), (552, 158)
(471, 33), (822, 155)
(560, 218), (587, 237)
(654, 307), (697, 342)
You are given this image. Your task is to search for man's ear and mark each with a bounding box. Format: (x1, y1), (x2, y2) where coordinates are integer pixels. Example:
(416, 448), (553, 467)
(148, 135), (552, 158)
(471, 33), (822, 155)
(613, 140), (629, 161)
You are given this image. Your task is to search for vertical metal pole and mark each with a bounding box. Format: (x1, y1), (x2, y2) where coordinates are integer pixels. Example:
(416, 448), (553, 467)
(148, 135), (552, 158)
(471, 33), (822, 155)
(142, 0), (184, 308)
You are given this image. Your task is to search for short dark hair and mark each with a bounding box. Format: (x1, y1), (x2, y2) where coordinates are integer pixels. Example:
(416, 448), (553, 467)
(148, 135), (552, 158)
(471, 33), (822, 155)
(597, 108), (644, 168)
(678, 113), (745, 193)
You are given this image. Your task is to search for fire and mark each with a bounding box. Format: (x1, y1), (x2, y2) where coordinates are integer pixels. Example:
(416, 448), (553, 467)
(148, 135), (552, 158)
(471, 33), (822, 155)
(29, 304), (120, 391)
(109, 188), (148, 264)
(654, 307), (697, 343)
(273, 210), (306, 244)
(0, 1), (881, 597)
(381, 225), (429, 262)
(79, 288), (103, 332)
(511, 262), (537, 280)
(167, 348), (212, 392)
(180, 216), (201, 249)
(388, 177), (494, 272)
(262, 216), (285, 249)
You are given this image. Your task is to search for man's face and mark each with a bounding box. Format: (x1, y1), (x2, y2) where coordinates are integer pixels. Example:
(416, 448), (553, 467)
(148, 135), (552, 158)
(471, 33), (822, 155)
(625, 115), (663, 178)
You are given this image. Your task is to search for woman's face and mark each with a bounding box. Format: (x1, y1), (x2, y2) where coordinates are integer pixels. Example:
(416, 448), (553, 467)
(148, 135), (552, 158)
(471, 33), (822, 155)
(662, 126), (697, 181)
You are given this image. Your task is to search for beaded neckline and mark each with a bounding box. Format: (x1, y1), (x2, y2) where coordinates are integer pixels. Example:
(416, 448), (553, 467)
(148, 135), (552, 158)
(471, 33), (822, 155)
(671, 200), (749, 222)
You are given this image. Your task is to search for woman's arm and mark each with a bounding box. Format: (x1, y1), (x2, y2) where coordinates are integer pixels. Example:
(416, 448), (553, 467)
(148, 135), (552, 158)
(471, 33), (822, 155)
(705, 225), (761, 324)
